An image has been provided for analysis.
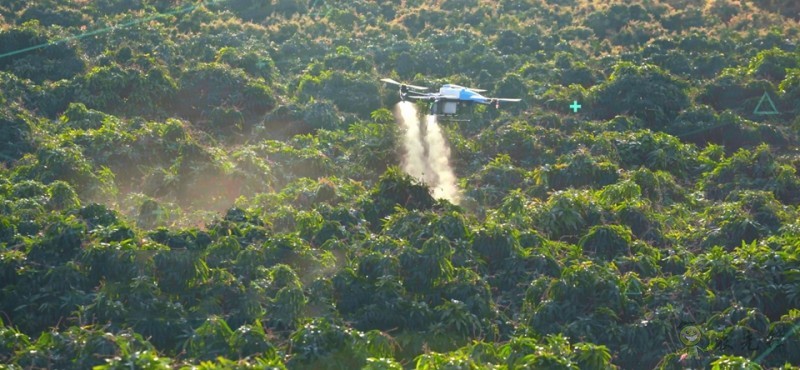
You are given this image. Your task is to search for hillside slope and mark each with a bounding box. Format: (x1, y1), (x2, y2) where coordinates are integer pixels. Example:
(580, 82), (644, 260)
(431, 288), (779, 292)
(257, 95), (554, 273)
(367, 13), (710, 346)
(1, 0), (800, 368)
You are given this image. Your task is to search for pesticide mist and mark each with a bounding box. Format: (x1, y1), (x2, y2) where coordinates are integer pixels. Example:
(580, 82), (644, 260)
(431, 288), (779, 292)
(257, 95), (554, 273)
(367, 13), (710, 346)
(395, 102), (461, 204)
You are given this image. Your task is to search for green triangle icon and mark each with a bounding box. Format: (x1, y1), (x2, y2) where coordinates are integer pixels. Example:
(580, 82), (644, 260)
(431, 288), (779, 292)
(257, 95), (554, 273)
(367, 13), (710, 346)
(753, 92), (779, 115)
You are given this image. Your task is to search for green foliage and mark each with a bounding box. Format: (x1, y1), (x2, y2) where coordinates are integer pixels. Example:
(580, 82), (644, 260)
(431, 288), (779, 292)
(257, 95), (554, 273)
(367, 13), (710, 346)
(414, 335), (617, 369)
(702, 144), (800, 204)
(537, 149), (620, 190)
(710, 355), (763, 370)
(27, 214), (87, 265)
(584, 4), (652, 39)
(296, 70), (381, 117)
(579, 225), (633, 260)
(365, 167), (434, 225)
(591, 62), (689, 131)
(48, 180), (80, 210)
(0, 0), (799, 368)
(13, 326), (155, 370)
(0, 20), (85, 83)
(185, 316), (235, 361)
(697, 73), (779, 119)
(748, 48), (798, 82)
(472, 222), (520, 269)
(96, 349), (172, 370)
(629, 168), (686, 206)
(75, 65), (134, 116)
(13, 143), (116, 200)
(528, 262), (623, 338)
(612, 130), (699, 178)
(467, 154), (528, 207)
(781, 68), (800, 115)
(287, 318), (367, 369)
(363, 357), (402, 370)
(534, 189), (603, 242)
(216, 46), (277, 83)
(0, 318), (30, 363)
(60, 102), (106, 130)
(176, 62), (274, 127)
(479, 120), (554, 167)
(224, 0), (307, 21)
(574, 342), (615, 370)
(267, 284), (306, 330)
(0, 107), (35, 165)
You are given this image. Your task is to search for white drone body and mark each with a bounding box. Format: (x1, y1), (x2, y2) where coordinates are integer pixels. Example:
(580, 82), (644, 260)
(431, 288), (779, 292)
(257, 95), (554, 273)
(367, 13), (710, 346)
(381, 78), (521, 116)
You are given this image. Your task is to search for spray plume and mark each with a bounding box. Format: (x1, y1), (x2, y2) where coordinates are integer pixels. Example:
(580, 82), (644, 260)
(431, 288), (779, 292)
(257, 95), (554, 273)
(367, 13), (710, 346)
(394, 102), (461, 204)
(423, 115), (460, 203)
(395, 102), (430, 182)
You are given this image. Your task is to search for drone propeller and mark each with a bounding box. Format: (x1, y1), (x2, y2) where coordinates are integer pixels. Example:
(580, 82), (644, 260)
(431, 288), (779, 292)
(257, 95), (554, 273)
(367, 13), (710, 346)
(446, 83), (487, 93)
(380, 78), (428, 91)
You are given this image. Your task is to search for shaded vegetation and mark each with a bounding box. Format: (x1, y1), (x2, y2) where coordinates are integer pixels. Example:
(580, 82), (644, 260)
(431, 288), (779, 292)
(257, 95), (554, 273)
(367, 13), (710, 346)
(0, 0), (799, 369)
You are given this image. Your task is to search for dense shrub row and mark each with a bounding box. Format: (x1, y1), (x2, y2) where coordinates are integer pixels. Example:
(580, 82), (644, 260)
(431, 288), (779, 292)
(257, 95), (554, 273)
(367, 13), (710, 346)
(0, 0), (799, 368)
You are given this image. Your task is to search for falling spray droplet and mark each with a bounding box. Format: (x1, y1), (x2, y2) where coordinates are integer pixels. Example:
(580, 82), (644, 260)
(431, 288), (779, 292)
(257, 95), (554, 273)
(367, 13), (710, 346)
(424, 114), (461, 204)
(394, 102), (461, 204)
(395, 102), (430, 182)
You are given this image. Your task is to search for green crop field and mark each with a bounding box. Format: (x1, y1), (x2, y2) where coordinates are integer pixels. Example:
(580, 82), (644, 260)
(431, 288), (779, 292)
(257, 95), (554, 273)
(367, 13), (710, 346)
(1, 0), (799, 369)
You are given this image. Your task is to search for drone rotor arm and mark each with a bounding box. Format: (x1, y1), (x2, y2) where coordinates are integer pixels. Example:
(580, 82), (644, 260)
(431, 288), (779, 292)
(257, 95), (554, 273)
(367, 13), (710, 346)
(406, 92), (440, 100)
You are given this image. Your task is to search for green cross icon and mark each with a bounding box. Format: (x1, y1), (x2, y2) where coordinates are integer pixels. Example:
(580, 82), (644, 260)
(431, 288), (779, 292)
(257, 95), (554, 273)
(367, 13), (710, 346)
(570, 100), (582, 113)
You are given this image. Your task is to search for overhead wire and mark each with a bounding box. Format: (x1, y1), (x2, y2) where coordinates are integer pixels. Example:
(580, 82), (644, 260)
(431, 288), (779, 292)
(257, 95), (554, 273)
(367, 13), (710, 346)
(0, 0), (798, 364)
(0, 0), (782, 139)
(0, 0), (336, 62)
(0, 0), (223, 61)
(754, 321), (800, 364)
(0, 0), (488, 65)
